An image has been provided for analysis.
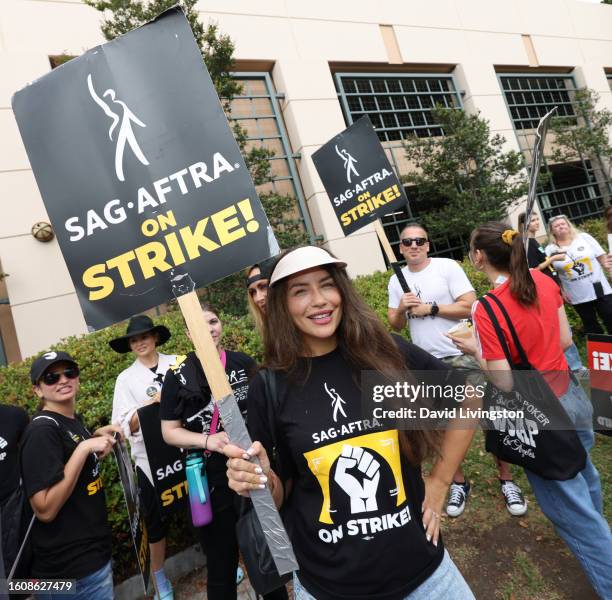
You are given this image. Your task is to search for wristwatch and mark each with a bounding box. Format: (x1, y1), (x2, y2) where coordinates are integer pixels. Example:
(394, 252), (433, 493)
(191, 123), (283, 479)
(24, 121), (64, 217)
(430, 302), (439, 317)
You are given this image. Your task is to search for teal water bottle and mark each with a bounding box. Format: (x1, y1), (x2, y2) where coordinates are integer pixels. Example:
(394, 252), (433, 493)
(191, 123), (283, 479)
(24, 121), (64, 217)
(185, 452), (213, 526)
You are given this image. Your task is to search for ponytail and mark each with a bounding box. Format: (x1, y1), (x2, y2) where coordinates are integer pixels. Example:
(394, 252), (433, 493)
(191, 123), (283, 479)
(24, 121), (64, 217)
(471, 222), (537, 306)
(508, 232), (537, 306)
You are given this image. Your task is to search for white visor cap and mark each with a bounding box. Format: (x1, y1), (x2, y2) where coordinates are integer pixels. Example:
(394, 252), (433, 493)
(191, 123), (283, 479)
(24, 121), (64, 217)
(269, 246), (347, 286)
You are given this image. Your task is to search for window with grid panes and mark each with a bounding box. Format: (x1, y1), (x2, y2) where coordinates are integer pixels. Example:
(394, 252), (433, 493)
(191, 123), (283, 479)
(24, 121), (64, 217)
(499, 73), (605, 225)
(231, 74), (297, 197)
(335, 73), (465, 261)
(228, 74), (309, 234)
(499, 75), (577, 130)
(337, 74), (459, 141)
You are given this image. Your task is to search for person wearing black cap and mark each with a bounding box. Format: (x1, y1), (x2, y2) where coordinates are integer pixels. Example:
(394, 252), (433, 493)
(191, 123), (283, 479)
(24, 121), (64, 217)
(20, 351), (121, 599)
(109, 315), (175, 600)
(245, 261), (273, 336)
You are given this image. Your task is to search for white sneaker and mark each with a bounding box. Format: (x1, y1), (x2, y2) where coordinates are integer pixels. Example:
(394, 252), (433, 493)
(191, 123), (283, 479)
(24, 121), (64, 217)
(446, 481), (470, 518)
(501, 480), (527, 516)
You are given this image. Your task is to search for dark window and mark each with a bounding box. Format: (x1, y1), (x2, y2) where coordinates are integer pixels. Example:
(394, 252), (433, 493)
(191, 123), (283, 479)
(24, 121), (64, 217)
(537, 161), (605, 224)
(335, 73), (460, 141)
(229, 74), (312, 238)
(499, 75), (577, 130)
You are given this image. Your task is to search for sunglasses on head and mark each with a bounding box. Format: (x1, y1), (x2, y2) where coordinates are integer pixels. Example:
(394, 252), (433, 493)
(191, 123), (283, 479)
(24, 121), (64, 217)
(548, 214), (568, 224)
(401, 237), (428, 247)
(41, 366), (80, 386)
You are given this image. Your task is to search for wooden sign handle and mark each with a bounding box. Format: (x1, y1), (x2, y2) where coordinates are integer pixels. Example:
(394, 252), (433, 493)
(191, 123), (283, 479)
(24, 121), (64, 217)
(373, 219), (396, 264)
(177, 291), (232, 401)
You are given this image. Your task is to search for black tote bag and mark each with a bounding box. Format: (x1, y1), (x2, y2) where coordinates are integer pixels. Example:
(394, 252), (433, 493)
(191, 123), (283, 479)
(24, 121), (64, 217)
(478, 294), (586, 480)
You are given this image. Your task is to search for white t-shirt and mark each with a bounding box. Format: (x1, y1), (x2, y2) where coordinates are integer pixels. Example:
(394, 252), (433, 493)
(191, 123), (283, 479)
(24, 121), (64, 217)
(545, 233), (611, 304)
(111, 352), (176, 484)
(387, 258), (475, 358)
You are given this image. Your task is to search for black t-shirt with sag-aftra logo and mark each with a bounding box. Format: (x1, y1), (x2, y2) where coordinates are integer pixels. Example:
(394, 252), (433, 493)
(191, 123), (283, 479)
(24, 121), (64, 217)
(20, 411), (112, 579)
(247, 338), (461, 600)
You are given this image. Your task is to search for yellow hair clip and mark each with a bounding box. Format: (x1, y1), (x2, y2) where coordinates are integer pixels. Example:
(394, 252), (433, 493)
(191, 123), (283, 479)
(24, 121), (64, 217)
(501, 229), (519, 246)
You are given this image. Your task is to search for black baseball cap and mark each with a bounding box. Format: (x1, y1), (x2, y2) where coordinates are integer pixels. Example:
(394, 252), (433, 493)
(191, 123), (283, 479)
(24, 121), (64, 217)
(30, 351), (78, 384)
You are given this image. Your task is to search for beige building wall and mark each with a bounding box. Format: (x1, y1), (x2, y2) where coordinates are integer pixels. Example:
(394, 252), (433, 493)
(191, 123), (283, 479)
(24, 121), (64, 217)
(1, 0), (611, 359)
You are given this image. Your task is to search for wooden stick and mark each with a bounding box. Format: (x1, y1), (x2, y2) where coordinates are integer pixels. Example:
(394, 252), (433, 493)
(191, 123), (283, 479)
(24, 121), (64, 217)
(373, 219), (396, 264)
(175, 289), (299, 574)
(177, 291), (231, 400)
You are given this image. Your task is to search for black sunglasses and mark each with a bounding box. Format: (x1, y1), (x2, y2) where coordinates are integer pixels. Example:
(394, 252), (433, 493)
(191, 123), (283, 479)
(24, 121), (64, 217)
(401, 237), (428, 247)
(41, 366), (80, 386)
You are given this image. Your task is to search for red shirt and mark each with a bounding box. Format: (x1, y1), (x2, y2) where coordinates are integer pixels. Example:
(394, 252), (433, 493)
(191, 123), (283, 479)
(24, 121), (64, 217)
(473, 269), (569, 397)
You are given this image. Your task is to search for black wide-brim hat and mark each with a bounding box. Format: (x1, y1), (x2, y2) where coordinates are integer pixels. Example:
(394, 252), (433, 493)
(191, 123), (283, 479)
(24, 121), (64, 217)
(109, 315), (171, 354)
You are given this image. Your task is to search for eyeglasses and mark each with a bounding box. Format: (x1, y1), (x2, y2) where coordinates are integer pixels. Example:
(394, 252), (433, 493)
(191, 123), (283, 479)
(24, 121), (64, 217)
(41, 366), (80, 386)
(401, 237), (428, 247)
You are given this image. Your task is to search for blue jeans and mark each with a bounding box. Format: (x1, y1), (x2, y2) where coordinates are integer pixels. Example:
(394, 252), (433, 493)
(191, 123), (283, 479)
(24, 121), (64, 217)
(293, 550), (474, 600)
(525, 379), (612, 599)
(39, 561), (113, 600)
(564, 342), (583, 371)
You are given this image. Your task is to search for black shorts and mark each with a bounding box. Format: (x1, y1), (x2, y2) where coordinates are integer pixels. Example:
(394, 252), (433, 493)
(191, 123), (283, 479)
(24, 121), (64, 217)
(136, 467), (167, 544)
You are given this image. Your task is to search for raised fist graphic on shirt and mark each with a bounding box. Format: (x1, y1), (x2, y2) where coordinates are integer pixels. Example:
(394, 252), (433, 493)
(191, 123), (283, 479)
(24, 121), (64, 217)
(334, 445), (381, 513)
(571, 260), (586, 276)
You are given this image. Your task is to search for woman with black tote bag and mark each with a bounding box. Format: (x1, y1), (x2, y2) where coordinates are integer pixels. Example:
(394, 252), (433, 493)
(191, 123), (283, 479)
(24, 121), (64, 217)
(448, 222), (612, 599)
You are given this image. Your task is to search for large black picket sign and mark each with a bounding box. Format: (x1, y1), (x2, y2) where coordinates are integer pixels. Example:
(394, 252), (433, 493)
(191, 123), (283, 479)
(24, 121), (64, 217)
(312, 116), (408, 235)
(12, 7), (277, 331)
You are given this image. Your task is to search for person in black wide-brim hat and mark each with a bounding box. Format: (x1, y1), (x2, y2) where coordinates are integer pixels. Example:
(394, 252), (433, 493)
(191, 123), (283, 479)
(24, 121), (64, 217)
(109, 315), (171, 354)
(109, 315), (176, 600)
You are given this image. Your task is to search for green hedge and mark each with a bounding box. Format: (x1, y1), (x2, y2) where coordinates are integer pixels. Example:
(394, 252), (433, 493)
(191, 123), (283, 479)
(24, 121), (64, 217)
(0, 217), (606, 579)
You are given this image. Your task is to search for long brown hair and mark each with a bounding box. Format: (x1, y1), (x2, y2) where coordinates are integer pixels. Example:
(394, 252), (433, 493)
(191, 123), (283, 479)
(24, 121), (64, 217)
(264, 259), (441, 465)
(471, 221), (537, 306)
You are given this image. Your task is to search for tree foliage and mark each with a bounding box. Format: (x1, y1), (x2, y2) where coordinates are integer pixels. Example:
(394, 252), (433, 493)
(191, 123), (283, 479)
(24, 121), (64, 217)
(83, 0), (308, 313)
(403, 106), (528, 240)
(549, 88), (612, 207)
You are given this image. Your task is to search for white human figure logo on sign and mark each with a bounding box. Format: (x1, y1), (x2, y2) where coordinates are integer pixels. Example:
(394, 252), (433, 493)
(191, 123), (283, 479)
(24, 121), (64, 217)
(87, 74), (150, 182)
(335, 145), (359, 183)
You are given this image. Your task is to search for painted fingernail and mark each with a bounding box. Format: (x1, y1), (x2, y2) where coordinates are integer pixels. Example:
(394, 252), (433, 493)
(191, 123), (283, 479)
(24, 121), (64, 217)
(259, 476), (268, 483)
(426, 534), (431, 542)
(258, 484), (266, 489)
(242, 453), (250, 460)
(254, 467), (263, 474)
(246, 447), (255, 456)
(433, 539), (438, 547)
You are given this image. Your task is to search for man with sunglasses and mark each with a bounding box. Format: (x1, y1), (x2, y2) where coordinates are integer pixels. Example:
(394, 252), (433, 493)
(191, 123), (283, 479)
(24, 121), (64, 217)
(388, 224), (527, 519)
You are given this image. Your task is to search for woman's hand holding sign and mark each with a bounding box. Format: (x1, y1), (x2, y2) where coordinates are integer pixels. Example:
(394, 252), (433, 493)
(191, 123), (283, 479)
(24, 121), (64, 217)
(224, 442), (285, 508)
